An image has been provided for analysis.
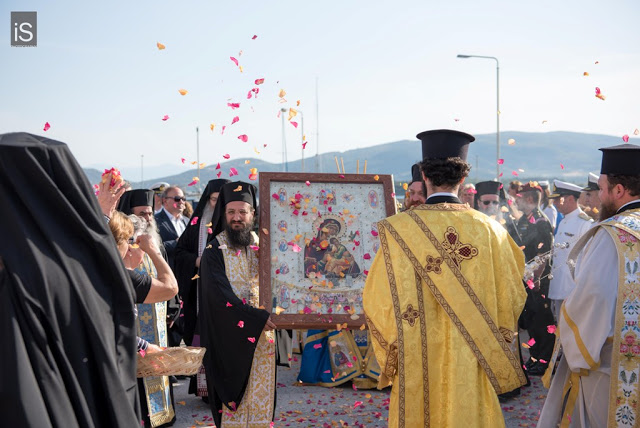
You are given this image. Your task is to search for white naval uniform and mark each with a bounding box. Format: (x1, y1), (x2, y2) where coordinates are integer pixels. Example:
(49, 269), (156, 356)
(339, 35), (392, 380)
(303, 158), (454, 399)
(538, 226), (618, 427)
(548, 208), (593, 320)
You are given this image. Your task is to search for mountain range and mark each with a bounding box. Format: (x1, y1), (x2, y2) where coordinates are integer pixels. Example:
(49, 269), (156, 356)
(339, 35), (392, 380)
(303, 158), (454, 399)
(82, 131), (624, 194)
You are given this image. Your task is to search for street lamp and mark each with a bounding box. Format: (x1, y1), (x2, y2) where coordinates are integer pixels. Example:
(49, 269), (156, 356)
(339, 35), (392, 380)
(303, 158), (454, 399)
(280, 108), (288, 172)
(298, 110), (305, 172)
(457, 54), (500, 179)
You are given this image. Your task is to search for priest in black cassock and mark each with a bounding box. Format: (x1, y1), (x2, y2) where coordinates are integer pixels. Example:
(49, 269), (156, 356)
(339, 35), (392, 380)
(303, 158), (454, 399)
(0, 132), (140, 427)
(198, 181), (277, 427)
(174, 178), (229, 400)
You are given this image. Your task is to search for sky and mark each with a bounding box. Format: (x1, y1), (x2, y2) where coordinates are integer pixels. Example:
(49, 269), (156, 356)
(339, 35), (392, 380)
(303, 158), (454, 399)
(2, 1), (639, 179)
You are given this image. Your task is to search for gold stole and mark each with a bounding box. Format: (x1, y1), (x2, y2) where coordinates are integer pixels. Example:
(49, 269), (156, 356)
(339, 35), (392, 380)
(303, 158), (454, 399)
(379, 210), (526, 394)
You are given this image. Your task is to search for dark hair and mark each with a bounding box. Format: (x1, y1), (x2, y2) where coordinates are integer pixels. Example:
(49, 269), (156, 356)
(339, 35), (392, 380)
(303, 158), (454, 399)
(521, 190), (541, 205)
(607, 174), (640, 197)
(419, 158), (471, 188)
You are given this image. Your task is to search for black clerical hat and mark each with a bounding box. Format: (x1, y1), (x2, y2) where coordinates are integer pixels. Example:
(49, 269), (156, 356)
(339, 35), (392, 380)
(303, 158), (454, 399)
(410, 163), (422, 184)
(416, 129), (475, 161)
(117, 189), (154, 214)
(599, 143), (640, 175)
(208, 181), (258, 240)
(475, 180), (501, 197)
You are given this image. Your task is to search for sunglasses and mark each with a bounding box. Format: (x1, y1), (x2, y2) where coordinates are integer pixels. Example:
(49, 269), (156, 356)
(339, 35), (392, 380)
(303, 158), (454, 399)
(482, 200), (500, 206)
(165, 196), (186, 202)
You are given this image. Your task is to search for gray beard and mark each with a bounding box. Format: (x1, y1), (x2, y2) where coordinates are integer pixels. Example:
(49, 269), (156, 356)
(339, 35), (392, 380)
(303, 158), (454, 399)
(145, 217), (164, 249)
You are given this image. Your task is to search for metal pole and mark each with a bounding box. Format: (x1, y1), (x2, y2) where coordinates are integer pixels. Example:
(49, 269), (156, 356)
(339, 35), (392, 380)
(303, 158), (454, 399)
(281, 108), (288, 172)
(300, 111), (305, 172)
(315, 77), (320, 172)
(475, 155), (478, 183)
(496, 60), (500, 180)
(141, 154), (144, 187)
(196, 126), (200, 187)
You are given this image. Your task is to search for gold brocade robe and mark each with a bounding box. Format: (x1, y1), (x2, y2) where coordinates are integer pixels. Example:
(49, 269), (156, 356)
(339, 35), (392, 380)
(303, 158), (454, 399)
(218, 231), (276, 428)
(363, 203), (527, 428)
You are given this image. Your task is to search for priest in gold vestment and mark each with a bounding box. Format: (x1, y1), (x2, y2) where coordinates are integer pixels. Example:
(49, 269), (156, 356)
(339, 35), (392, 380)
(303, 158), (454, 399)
(199, 181), (277, 428)
(364, 129), (528, 428)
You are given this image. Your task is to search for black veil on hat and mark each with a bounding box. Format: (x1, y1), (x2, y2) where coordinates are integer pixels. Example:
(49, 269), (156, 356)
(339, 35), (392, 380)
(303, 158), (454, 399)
(208, 181), (258, 240)
(190, 178), (231, 224)
(117, 189), (154, 215)
(0, 132), (140, 426)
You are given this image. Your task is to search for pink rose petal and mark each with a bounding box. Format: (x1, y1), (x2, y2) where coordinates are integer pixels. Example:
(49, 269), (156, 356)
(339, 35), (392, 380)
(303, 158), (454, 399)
(223, 154), (230, 159)
(237, 321), (245, 328)
(238, 134), (248, 142)
(255, 78), (265, 85)
(247, 337), (256, 343)
(623, 134), (630, 143)
(190, 216), (199, 226)
(547, 325), (557, 334)
(162, 115), (169, 121)
(43, 122), (51, 131)
(497, 159), (504, 165)
(230, 57), (239, 66)
(231, 116), (239, 125)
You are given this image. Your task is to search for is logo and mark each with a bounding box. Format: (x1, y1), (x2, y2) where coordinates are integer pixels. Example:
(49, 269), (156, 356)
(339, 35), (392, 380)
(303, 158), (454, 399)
(11, 12), (37, 47)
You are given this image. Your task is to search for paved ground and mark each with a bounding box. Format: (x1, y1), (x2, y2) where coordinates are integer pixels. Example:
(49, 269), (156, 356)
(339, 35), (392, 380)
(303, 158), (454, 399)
(171, 334), (546, 427)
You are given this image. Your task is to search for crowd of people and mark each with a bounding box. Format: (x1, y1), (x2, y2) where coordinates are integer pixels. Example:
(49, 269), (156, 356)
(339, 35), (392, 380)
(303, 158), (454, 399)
(1, 130), (639, 428)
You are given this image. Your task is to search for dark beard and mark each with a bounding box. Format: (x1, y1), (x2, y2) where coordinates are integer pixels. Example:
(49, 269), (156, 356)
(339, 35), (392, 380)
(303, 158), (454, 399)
(226, 222), (254, 248)
(599, 200), (618, 221)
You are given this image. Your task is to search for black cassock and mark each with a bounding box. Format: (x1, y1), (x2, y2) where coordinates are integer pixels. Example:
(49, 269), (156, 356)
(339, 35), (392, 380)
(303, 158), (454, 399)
(198, 241), (271, 427)
(0, 132), (140, 427)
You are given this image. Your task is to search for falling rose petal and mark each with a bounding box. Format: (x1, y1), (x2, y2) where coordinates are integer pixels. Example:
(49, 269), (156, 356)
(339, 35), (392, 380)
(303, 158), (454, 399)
(288, 108), (298, 121)
(231, 116), (239, 125)
(157, 42), (166, 50)
(313, 343), (322, 349)
(512, 171), (518, 176)
(216, 171), (222, 178)
(252, 35), (257, 39)
(371, 230), (379, 237)
(560, 163), (565, 170)
(216, 162), (221, 170)
(235, 249), (241, 256)
(290, 121), (298, 128)
(278, 89), (287, 98)
(527, 338), (536, 347)
(239, 65), (243, 73)
(207, 227), (213, 234)
(249, 245), (259, 251)
(223, 154), (230, 159)
(634, 129), (639, 136)
(354, 401), (363, 409)
(178, 89), (188, 96)
(238, 134), (249, 142)
(623, 135), (630, 143)
(526, 279), (535, 289)
(191, 274), (200, 280)
(255, 78), (265, 85)
(187, 180), (198, 186)
(291, 243), (302, 253)
(595, 87), (601, 95)
(583, 71), (589, 76)
(210, 123), (215, 131)
(508, 138), (516, 145)
(226, 302), (232, 307)
(305, 181), (311, 186)
(181, 158), (186, 164)
(323, 369), (331, 373)
(302, 142), (308, 150)
(247, 337), (256, 343)
(547, 325), (557, 334)
(190, 216), (199, 226)
(230, 57), (239, 66)
(227, 102), (240, 109)
(272, 193), (279, 200)
(497, 159), (504, 165)
(221, 125), (226, 135)
(162, 115), (169, 121)
(249, 173), (258, 181)
(373, 175), (379, 181)
(43, 122), (51, 131)
(230, 167), (239, 177)
(237, 321), (245, 328)
(247, 90), (253, 99)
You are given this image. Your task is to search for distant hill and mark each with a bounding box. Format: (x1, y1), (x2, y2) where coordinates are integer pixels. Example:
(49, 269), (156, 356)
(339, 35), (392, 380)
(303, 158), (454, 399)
(82, 131), (623, 193)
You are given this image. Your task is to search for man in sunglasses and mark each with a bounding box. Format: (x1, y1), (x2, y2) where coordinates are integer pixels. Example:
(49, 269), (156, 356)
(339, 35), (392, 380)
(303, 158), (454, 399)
(474, 180), (502, 217)
(155, 186), (188, 270)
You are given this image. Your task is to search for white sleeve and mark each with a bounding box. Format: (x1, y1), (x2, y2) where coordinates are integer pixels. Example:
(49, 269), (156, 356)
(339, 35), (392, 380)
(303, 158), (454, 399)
(560, 228), (618, 371)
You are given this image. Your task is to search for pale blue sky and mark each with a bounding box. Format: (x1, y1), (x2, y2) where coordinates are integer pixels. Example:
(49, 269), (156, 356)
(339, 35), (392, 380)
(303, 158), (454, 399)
(2, 1), (639, 177)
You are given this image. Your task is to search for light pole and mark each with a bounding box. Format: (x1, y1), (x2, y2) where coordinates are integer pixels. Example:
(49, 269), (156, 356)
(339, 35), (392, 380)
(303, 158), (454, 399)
(299, 110), (305, 172)
(140, 154), (144, 187)
(457, 54), (500, 179)
(280, 108), (288, 172)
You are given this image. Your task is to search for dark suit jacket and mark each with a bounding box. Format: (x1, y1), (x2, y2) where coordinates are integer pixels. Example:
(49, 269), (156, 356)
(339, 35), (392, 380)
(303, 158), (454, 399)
(155, 209), (188, 270)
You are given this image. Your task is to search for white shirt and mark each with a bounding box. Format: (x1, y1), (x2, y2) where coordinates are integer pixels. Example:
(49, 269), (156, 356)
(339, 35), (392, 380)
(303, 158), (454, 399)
(543, 204), (557, 229)
(548, 207), (593, 300)
(162, 206), (186, 236)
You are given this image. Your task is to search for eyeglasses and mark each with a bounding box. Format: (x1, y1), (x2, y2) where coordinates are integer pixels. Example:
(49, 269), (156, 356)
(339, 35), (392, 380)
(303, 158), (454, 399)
(225, 209), (252, 216)
(482, 201), (500, 206)
(165, 196), (186, 202)
(128, 237), (135, 244)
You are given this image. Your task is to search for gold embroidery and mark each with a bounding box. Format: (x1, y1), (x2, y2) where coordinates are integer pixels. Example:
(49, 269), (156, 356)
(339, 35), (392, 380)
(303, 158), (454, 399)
(561, 304), (598, 369)
(425, 255), (443, 274)
(441, 226), (478, 268)
(414, 271), (430, 426)
(401, 304), (420, 327)
(405, 211), (527, 388)
(381, 219), (504, 394)
(378, 225), (406, 428)
(365, 314), (388, 351)
(499, 327), (515, 343)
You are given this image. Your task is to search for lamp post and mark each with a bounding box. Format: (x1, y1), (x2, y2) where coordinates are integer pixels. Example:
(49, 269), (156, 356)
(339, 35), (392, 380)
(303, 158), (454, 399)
(457, 54), (500, 179)
(299, 110), (305, 172)
(280, 108), (288, 172)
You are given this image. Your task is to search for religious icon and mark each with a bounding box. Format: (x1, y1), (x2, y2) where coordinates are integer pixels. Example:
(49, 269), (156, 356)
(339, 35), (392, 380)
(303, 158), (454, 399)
(332, 345), (350, 367)
(278, 240), (288, 252)
(279, 285), (290, 309)
(303, 217), (360, 279)
(342, 193), (355, 203)
(279, 262), (290, 275)
(277, 220), (287, 232)
(368, 190), (378, 208)
(319, 189), (337, 205)
(278, 188), (287, 207)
